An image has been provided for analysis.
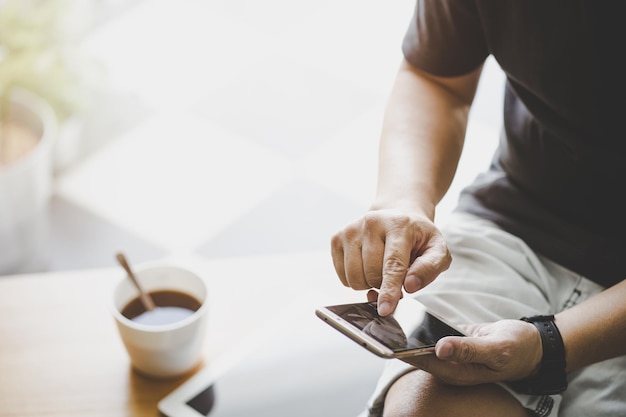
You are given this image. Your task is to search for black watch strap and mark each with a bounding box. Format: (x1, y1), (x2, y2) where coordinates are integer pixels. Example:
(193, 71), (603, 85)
(509, 315), (568, 395)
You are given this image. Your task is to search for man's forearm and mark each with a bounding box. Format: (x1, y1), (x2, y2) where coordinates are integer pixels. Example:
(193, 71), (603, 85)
(556, 278), (626, 372)
(373, 59), (480, 220)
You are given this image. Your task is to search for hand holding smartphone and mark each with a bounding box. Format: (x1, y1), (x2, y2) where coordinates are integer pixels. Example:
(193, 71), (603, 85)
(316, 297), (466, 360)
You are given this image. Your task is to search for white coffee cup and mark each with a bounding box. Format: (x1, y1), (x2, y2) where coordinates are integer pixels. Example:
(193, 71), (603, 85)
(112, 263), (209, 379)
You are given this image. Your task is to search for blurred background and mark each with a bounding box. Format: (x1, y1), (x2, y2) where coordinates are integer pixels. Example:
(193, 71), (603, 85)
(0, 1), (506, 414)
(0, 0), (504, 277)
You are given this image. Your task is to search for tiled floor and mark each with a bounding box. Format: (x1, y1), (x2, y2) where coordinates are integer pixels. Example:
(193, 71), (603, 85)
(3, 0), (505, 414)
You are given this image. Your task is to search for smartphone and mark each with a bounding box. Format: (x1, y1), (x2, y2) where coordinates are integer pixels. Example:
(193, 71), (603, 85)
(315, 297), (466, 360)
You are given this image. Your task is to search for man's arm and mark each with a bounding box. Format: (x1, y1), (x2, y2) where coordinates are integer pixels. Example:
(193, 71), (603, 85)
(331, 58), (483, 316)
(374, 59), (482, 219)
(556, 278), (626, 372)
(368, 59), (482, 313)
(397, 279), (626, 387)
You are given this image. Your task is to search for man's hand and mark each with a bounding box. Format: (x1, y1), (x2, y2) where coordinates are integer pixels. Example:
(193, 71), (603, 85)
(330, 209), (451, 316)
(403, 320), (543, 386)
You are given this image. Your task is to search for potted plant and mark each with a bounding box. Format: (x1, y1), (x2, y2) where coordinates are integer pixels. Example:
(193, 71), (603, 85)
(0, 0), (96, 274)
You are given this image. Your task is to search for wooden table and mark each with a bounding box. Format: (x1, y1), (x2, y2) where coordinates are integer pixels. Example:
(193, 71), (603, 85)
(0, 252), (365, 417)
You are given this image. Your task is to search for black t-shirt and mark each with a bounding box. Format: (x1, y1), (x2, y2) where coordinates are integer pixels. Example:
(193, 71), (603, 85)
(402, 0), (626, 287)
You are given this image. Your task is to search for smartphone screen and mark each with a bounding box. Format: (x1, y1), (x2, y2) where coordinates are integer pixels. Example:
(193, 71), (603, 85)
(317, 299), (465, 356)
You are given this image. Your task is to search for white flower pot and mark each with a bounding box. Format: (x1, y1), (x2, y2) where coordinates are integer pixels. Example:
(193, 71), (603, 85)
(0, 89), (57, 275)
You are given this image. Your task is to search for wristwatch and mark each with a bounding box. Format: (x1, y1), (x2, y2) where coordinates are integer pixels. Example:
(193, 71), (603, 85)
(509, 315), (568, 395)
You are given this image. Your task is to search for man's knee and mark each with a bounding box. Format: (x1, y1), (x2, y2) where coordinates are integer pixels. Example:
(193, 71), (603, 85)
(382, 369), (532, 417)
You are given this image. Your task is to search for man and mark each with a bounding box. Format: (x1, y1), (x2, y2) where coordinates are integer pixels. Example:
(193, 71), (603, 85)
(330, 1), (626, 416)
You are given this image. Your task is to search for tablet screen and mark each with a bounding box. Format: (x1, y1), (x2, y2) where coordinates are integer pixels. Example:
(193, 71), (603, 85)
(158, 303), (386, 417)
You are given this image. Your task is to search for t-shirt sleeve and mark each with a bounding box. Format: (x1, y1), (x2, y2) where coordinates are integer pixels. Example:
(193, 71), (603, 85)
(402, 0), (489, 77)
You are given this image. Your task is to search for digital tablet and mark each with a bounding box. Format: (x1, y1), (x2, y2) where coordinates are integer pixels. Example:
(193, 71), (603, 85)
(158, 300), (385, 417)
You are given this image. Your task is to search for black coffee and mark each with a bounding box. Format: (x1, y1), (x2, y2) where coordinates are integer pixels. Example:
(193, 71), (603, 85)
(121, 290), (202, 326)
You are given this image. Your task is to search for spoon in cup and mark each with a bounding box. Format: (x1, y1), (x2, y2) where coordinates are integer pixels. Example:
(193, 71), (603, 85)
(116, 252), (155, 312)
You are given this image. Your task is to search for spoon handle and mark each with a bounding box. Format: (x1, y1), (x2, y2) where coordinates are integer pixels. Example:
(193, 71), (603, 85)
(116, 253), (156, 311)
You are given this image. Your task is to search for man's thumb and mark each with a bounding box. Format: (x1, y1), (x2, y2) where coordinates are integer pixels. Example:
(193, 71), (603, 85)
(435, 337), (478, 362)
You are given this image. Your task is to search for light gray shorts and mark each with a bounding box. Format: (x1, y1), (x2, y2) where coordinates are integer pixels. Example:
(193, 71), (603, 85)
(358, 212), (626, 417)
